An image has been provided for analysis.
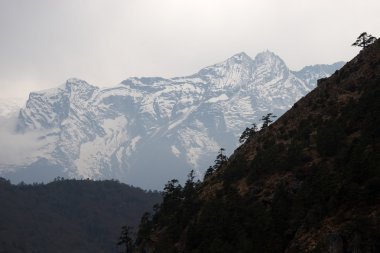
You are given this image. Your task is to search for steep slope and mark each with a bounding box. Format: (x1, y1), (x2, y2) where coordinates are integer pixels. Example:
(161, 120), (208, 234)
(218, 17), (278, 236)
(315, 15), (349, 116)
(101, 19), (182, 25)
(134, 40), (380, 252)
(0, 52), (344, 189)
(0, 178), (161, 253)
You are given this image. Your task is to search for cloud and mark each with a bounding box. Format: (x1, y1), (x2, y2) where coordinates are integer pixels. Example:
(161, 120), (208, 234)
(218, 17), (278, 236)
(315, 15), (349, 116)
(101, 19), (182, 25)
(0, 114), (54, 168)
(0, 0), (379, 99)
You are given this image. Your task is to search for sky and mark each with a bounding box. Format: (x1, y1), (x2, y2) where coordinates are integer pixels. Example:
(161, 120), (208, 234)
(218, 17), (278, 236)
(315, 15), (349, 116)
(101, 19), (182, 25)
(0, 0), (379, 99)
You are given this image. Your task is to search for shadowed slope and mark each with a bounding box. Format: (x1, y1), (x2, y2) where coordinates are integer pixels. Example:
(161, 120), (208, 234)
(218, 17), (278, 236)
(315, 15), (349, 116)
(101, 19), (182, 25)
(134, 40), (380, 252)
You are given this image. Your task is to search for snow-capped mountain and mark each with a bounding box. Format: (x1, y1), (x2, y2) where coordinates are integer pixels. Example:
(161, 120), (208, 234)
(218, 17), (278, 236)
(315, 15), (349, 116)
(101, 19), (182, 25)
(0, 51), (344, 189)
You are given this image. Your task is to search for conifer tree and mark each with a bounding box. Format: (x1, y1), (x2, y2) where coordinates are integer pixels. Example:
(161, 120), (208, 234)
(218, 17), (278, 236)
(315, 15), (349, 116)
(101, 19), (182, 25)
(204, 166), (215, 180)
(118, 226), (134, 253)
(213, 148), (228, 169)
(352, 32), (376, 48)
(261, 113), (277, 129)
(184, 170), (199, 198)
(239, 123), (258, 143)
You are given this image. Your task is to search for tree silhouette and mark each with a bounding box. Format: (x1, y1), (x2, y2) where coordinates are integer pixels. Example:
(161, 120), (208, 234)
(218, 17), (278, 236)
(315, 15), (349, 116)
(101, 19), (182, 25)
(239, 123), (258, 143)
(203, 166), (215, 180)
(261, 113), (277, 129)
(163, 179), (182, 201)
(118, 226), (134, 253)
(184, 170), (200, 198)
(213, 148), (228, 169)
(352, 32), (376, 48)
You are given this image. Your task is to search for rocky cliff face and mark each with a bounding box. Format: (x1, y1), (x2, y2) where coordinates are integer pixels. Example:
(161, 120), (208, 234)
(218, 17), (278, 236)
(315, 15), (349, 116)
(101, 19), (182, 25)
(0, 51), (343, 189)
(133, 40), (380, 252)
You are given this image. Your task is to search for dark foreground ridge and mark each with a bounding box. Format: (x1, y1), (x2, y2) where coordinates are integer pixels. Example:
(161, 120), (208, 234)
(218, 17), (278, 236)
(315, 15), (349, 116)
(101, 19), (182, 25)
(0, 178), (161, 253)
(132, 40), (380, 252)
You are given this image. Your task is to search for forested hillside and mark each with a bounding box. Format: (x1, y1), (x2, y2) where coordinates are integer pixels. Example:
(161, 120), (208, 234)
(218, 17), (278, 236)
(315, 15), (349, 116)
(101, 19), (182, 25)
(132, 40), (380, 252)
(0, 178), (161, 253)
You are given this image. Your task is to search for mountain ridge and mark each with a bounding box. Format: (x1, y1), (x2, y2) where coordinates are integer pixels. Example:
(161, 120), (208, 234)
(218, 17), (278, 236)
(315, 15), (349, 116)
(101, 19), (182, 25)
(132, 39), (380, 252)
(0, 178), (161, 253)
(0, 51), (344, 189)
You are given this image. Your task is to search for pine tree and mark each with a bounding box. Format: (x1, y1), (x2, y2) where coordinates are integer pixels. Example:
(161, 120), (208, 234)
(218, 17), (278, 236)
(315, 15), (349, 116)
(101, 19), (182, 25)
(352, 32), (376, 48)
(261, 113), (277, 129)
(213, 148), (228, 170)
(118, 226), (134, 253)
(163, 179), (182, 201)
(184, 170), (199, 199)
(203, 166), (215, 180)
(239, 123), (258, 143)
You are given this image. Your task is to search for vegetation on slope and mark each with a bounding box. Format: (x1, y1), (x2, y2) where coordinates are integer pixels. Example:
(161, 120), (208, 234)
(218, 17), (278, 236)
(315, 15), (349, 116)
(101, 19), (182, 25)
(131, 39), (380, 252)
(0, 178), (161, 253)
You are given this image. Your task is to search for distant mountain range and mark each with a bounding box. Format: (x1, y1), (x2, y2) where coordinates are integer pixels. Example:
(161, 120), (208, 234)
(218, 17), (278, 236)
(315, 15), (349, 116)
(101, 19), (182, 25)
(0, 51), (344, 189)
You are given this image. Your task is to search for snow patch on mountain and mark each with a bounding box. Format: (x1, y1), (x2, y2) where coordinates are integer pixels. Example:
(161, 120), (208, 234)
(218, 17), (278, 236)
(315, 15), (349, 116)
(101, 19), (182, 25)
(171, 145), (181, 157)
(74, 116), (128, 178)
(207, 94), (229, 103)
(0, 52), (345, 189)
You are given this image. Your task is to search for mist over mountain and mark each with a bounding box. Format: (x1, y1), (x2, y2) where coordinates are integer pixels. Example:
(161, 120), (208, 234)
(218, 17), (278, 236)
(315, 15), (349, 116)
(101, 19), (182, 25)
(0, 98), (24, 118)
(0, 51), (344, 189)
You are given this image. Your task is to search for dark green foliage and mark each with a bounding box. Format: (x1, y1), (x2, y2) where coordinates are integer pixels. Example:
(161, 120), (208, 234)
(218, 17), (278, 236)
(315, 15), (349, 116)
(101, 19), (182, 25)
(0, 178), (161, 253)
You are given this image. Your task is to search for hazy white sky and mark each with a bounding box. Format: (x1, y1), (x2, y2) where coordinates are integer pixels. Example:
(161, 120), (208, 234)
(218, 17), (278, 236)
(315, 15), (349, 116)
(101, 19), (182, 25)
(0, 0), (379, 99)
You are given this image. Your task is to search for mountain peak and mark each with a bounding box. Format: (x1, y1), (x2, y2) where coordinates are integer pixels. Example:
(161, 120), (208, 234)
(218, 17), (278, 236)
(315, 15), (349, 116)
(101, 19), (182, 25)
(64, 78), (98, 98)
(249, 50), (289, 81)
(65, 78), (94, 89)
(66, 77), (85, 84)
(254, 50), (283, 63)
(133, 39), (380, 253)
(227, 52), (252, 63)
(5, 50), (344, 189)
